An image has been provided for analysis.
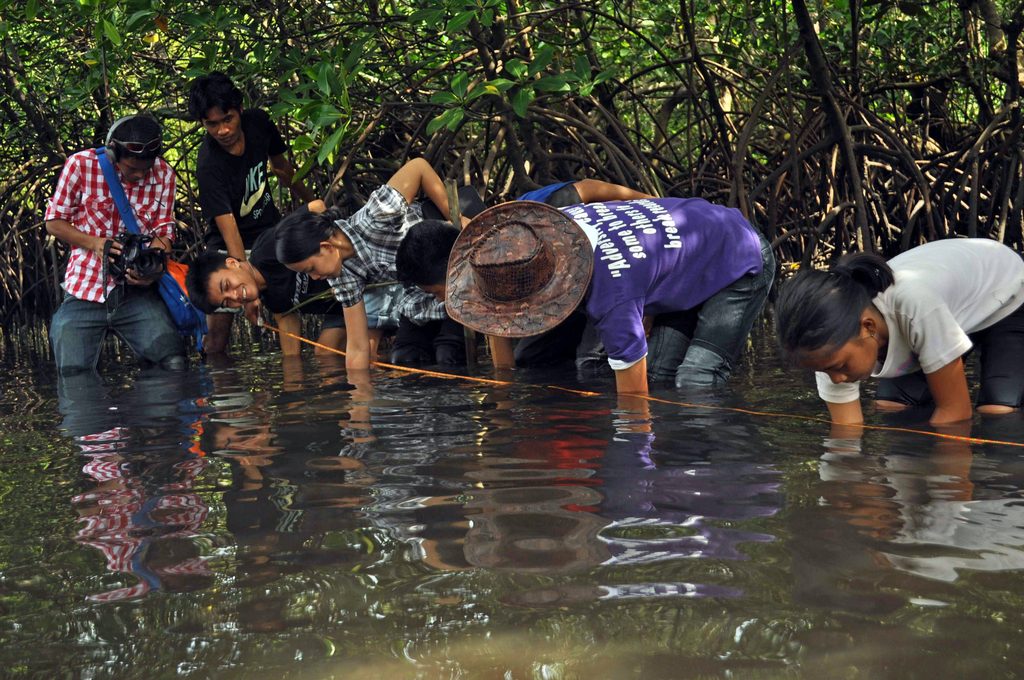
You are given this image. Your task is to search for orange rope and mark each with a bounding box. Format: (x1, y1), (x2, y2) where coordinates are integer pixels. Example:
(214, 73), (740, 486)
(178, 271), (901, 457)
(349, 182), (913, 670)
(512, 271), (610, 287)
(260, 322), (1024, 449)
(262, 321), (602, 395)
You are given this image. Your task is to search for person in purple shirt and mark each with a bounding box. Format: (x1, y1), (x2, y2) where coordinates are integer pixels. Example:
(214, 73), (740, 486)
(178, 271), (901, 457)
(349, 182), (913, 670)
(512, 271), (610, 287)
(442, 198), (775, 393)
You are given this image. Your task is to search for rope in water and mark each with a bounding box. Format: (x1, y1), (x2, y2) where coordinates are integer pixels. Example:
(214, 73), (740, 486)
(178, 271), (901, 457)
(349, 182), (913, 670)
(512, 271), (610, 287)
(259, 322), (1024, 449)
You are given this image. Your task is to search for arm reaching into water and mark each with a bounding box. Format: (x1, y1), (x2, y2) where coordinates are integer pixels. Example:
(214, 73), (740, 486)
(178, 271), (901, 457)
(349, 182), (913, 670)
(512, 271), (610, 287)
(343, 302), (373, 370)
(615, 359), (649, 395)
(925, 357), (973, 425)
(488, 336), (515, 369)
(825, 398), (865, 425)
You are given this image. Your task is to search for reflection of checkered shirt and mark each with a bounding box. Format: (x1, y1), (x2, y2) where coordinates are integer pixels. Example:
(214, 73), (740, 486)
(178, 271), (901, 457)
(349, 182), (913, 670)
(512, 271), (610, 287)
(328, 184), (447, 323)
(45, 150), (176, 303)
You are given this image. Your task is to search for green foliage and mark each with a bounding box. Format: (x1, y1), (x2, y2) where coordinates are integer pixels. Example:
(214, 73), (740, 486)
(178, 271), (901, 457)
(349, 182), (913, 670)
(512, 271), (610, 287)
(2, 0), (1024, 321)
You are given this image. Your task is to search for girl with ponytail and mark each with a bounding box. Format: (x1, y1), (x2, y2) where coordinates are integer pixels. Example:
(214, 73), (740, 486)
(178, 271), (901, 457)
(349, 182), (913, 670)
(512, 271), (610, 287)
(775, 239), (1024, 425)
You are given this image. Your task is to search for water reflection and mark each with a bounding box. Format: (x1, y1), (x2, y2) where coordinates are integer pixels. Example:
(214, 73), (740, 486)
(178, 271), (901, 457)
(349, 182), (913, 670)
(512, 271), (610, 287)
(794, 420), (1024, 613)
(21, 350), (1024, 676)
(194, 358), (383, 632)
(58, 371), (214, 601)
(344, 385), (784, 610)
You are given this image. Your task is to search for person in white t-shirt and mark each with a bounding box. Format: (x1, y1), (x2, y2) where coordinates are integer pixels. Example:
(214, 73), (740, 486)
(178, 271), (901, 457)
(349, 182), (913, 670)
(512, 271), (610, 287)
(774, 238), (1024, 425)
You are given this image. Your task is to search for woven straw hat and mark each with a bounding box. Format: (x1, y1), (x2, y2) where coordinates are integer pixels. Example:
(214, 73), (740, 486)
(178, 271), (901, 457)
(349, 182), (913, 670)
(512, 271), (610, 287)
(445, 201), (593, 337)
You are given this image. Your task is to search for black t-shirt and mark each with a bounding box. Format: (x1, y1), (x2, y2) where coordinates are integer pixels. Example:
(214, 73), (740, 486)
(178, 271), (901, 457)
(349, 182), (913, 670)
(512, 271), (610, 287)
(197, 108), (288, 249)
(249, 229), (343, 316)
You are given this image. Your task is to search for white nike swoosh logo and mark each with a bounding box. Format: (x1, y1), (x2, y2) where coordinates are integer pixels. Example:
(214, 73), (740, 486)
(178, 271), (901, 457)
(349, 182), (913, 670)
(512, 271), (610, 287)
(240, 182), (266, 218)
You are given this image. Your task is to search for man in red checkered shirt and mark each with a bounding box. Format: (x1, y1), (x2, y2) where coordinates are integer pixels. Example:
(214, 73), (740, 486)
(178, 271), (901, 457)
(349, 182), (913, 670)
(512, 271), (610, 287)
(45, 114), (187, 375)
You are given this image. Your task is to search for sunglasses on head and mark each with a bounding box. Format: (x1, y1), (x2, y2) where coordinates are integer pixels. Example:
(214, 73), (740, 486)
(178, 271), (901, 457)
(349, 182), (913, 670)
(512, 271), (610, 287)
(113, 137), (161, 154)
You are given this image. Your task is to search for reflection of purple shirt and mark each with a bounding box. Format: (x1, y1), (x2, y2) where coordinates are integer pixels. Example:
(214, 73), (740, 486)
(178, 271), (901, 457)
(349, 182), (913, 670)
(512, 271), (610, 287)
(561, 198), (763, 367)
(597, 432), (780, 565)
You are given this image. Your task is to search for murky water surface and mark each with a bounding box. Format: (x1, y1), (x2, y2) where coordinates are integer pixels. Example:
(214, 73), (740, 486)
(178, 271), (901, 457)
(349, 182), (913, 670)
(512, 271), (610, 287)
(3, 335), (1024, 678)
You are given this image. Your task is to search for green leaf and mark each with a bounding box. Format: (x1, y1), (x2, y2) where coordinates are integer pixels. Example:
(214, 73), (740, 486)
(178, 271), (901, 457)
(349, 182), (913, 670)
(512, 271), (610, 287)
(313, 104), (344, 127)
(408, 8), (444, 24)
(445, 108), (465, 131)
(528, 45), (554, 76)
(574, 55), (591, 80)
(292, 134), (316, 153)
(180, 11), (208, 28)
(25, 0), (38, 20)
(294, 155), (316, 183)
(344, 39), (365, 73)
(452, 72), (468, 98)
(505, 59), (527, 80)
(511, 88), (533, 118)
(426, 112), (446, 136)
(430, 91), (459, 104)
(317, 124), (348, 164)
(534, 75), (569, 93)
(102, 19), (121, 46)
(126, 10), (154, 30)
(267, 102), (290, 118)
(426, 107), (464, 135)
(485, 78), (515, 92)
(446, 10), (474, 34)
(317, 62), (332, 96)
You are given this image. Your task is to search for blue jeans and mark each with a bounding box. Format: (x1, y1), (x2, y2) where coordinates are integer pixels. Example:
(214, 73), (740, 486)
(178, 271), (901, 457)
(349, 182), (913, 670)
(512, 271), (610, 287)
(363, 283), (402, 330)
(50, 285), (185, 375)
(647, 233), (775, 387)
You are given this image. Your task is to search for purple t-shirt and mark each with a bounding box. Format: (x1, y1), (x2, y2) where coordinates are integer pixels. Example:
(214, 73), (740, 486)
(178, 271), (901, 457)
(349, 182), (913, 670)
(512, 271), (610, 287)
(560, 198), (763, 368)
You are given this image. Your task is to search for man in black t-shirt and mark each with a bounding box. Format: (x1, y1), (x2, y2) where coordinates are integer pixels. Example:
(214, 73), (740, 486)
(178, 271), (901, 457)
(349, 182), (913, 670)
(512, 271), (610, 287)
(185, 225), (345, 356)
(187, 71), (316, 354)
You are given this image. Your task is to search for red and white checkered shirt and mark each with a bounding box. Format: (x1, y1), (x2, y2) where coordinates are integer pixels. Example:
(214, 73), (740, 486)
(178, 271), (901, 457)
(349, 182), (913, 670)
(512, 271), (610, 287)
(45, 150), (176, 302)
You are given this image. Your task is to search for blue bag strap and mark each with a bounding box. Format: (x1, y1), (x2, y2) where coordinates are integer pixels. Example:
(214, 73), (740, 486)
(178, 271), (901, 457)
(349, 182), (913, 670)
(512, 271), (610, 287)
(95, 147), (142, 236)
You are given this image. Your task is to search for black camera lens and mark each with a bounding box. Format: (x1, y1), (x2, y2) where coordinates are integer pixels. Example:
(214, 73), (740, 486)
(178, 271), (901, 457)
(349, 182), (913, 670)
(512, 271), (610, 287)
(107, 232), (165, 280)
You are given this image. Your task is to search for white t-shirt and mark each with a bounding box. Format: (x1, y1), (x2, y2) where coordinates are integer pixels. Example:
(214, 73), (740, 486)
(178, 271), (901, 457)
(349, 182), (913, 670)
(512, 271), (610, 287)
(817, 238), (1024, 403)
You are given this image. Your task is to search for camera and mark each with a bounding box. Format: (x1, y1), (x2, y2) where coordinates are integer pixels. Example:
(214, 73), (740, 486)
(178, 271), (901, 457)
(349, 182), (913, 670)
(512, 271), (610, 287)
(107, 232), (166, 280)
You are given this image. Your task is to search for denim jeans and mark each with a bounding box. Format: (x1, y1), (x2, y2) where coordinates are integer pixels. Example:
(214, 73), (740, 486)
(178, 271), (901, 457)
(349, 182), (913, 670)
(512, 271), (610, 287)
(50, 285), (185, 375)
(363, 283), (403, 330)
(647, 232), (776, 387)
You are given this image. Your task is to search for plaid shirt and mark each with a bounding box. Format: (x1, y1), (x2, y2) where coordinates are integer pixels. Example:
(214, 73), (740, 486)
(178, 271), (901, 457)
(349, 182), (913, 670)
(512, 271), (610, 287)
(45, 150), (176, 303)
(329, 184), (447, 323)
(396, 287), (447, 324)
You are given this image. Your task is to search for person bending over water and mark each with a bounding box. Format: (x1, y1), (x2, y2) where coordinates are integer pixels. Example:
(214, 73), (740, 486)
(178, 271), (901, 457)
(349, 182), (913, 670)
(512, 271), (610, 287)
(405, 198), (774, 394)
(185, 223), (348, 357)
(274, 158), (469, 370)
(774, 238), (1024, 426)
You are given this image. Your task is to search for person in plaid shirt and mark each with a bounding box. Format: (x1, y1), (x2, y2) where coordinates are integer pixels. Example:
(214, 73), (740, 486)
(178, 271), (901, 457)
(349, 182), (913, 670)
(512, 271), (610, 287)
(274, 158), (469, 370)
(45, 114), (186, 375)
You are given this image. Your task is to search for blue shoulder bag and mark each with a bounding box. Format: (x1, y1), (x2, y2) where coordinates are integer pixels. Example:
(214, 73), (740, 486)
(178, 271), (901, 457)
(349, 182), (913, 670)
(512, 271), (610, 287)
(95, 147), (207, 351)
